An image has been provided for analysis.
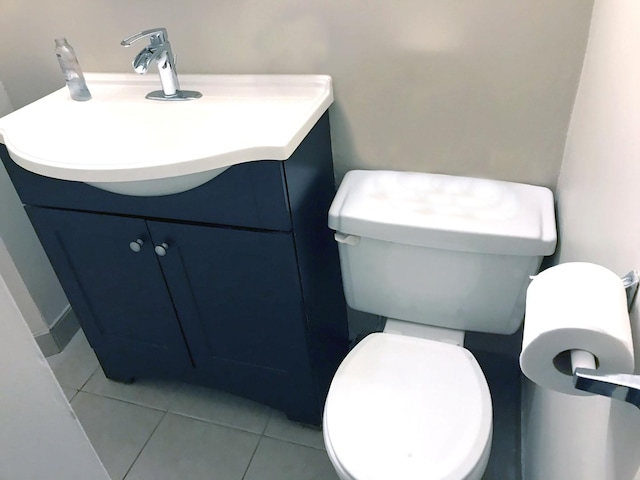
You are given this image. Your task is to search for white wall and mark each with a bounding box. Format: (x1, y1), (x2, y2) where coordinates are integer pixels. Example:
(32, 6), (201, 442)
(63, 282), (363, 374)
(523, 2), (640, 479)
(0, 238), (49, 335)
(0, 154), (69, 333)
(0, 271), (109, 479)
(0, 83), (69, 335)
(0, 1), (591, 188)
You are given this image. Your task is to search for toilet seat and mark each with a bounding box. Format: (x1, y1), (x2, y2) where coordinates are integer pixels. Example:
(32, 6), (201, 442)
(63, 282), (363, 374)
(323, 333), (493, 480)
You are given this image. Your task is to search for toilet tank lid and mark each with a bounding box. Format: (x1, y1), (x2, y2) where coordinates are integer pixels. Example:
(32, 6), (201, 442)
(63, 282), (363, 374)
(328, 170), (557, 256)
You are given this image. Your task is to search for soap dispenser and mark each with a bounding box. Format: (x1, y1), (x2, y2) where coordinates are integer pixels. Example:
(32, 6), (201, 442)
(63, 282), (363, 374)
(55, 38), (91, 101)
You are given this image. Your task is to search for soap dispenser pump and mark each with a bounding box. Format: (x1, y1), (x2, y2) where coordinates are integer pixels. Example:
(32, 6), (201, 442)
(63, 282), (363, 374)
(55, 38), (91, 101)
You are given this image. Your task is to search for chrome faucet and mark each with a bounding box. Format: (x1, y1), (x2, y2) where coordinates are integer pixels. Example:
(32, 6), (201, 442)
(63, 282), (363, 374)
(121, 28), (201, 101)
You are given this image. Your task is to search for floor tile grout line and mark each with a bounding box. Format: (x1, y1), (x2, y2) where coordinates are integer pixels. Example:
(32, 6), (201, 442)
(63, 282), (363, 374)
(60, 338), (330, 458)
(122, 410), (170, 480)
(54, 355), (100, 386)
(261, 411), (327, 451)
(72, 390), (170, 415)
(65, 371), (328, 451)
(78, 366), (101, 391)
(57, 334), (334, 475)
(73, 379), (290, 438)
(162, 409), (270, 436)
(55, 368), (100, 393)
(79, 387), (178, 413)
(162, 381), (188, 413)
(87, 390), (327, 451)
(162, 383), (275, 435)
(241, 434), (264, 480)
(260, 409), (275, 435)
(66, 389), (79, 403)
(80, 376), (186, 412)
(260, 434), (327, 452)
(161, 408), (327, 450)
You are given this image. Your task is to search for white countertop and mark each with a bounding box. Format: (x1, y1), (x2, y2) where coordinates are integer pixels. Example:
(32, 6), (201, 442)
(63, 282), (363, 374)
(0, 73), (333, 182)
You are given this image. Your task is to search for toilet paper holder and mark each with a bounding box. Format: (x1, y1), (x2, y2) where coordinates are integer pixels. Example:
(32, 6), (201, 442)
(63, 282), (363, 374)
(572, 271), (640, 408)
(573, 367), (640, 408)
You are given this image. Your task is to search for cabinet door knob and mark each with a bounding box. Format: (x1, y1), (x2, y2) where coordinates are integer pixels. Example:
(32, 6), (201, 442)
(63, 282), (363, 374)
(129, 239), (144, 252)
(154, 243), (169, 256)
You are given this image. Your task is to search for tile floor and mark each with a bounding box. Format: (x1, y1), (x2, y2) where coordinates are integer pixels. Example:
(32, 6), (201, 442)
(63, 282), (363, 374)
(48, 331), (522, 480)
(471, 349), (523, 480)
(47, 331), (338, 480)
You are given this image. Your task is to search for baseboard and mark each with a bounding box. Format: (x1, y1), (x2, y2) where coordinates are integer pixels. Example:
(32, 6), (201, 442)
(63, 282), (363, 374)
(35, 306), (80, 357)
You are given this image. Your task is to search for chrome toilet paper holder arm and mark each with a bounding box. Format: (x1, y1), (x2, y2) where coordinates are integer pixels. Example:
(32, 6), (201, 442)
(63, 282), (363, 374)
(573, 368), (640, 408)
(572, 270), (640, 408)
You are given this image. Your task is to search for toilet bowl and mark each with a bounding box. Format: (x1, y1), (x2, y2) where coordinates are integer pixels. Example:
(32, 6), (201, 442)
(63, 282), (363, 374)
(323, 170), (557, 480)
(323, 333), (492, 480)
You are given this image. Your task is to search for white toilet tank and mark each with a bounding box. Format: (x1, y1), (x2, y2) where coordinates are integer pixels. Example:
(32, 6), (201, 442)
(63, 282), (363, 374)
(329, 170), (557, 335)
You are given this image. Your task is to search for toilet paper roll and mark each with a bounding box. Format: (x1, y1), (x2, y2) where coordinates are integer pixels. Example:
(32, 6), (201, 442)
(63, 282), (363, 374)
(519, 262), (635, 396)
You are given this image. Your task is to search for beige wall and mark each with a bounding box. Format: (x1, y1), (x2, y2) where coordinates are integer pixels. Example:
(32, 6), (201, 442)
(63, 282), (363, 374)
(0, 156), (69, 332)
(0, 1), (591, 187)
(523, 2), (640, 479)
(0, 83), (68, 335)
(0, 238), (49, 335)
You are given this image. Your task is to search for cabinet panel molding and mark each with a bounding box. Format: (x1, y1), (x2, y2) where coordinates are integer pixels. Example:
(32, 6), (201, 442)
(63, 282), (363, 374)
(3, 113), (349, 424)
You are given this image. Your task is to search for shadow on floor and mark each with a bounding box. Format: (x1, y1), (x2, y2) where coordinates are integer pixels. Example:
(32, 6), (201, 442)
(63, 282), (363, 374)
(471, 349), (522, 480)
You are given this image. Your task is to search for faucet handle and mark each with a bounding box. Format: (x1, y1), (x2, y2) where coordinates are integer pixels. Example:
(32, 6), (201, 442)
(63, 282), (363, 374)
(121, 27), (168, 47)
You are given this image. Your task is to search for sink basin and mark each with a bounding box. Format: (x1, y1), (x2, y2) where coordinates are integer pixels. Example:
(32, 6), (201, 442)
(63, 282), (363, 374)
(0, 73), (333, 196)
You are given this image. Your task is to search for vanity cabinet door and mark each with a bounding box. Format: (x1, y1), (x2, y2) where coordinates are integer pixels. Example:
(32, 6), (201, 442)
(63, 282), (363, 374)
(25, 207), (193, 381)
(147, 220), (320, 423)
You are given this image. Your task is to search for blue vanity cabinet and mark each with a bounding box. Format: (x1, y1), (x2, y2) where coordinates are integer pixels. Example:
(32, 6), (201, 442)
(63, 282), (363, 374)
(0, 113), (347, 425)
(24, 207), (194, 381)
(146, 220), (319, 419)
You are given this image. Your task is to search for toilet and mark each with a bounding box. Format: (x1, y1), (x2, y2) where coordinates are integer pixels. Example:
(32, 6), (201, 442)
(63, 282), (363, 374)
(323, 170), (556, 480)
